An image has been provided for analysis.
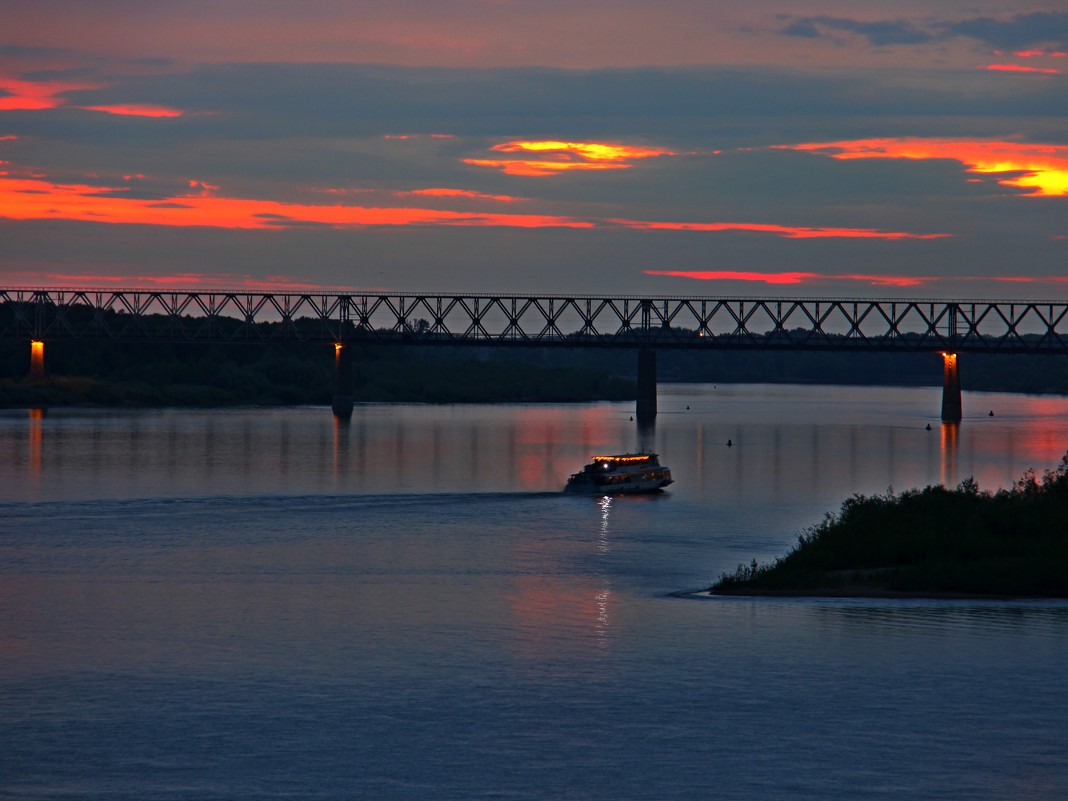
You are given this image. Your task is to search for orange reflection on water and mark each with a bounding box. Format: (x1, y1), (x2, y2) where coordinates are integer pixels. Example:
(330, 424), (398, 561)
(940, 422), (958, 488)
(504, 574), (614, 665)
(507, 404), (622, 491)
(997, 395), (1068, 469)
(332, 413), (349, 484)
(27, 408), (44, 490)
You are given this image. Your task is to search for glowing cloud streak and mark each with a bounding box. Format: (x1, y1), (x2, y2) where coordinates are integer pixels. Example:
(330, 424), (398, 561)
(646, 271), (1068, 288)
(78, 104), (184, 118)
(645, 270), (940, 287)
(779, 138), (1068, 197)
(0, 271), (352, 292)
(0, 176), (593, 230)
(0, 174), (947, 239)
(406, 187), (522, 202)
(0, 75), (104, 110)
(984, 64), (1060, 74)
(612, 220), (947, 239)
(466, 140), (675, 176)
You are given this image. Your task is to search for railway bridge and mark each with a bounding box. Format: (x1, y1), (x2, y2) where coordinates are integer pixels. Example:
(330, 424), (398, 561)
(4, 289), (1068, 422)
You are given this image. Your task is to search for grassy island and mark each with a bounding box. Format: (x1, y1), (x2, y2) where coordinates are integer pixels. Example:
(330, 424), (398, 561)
(712, 454), (1068, 599)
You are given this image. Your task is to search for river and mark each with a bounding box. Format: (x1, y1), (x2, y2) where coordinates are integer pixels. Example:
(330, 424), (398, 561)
(2, 384), (1067, 800)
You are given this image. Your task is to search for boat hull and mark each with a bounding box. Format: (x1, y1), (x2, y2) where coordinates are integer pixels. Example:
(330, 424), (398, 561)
(563, 477), (673, 495)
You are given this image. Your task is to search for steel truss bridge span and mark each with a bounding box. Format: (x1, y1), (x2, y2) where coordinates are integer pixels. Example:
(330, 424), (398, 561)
(4, 289), (1068, 354)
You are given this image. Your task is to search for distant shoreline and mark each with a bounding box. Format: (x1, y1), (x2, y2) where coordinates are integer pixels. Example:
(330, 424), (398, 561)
(698, 587), (1036, 601)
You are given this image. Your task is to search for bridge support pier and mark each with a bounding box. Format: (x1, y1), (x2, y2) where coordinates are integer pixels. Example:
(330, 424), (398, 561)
(332, 342), (354, 418)
(636, 348), (657, 423)
(941, 352), (962, 423)
(29, 340), (45, 381)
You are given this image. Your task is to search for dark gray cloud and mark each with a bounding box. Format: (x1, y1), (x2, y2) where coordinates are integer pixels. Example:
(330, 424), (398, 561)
(781, 17), (933, 46)
(35, 62), (1065, 148)
(941, 12), (1068, 50)
(782, 11), (1068, 50)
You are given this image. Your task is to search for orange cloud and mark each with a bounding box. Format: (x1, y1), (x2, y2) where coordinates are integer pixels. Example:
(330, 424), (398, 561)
(493, 141), (671, 162)
(0, 172), (948, 239)
(78, 104), (184, 117)
(466, 139), (675, 176)
(463, 158), (626, 177)
(407, 187), (522, 202)
(0, 175), (594, 229)
(611, 219), (947, 239)
(778, 138), (1068, 197)
(983, 64), (1060, 74)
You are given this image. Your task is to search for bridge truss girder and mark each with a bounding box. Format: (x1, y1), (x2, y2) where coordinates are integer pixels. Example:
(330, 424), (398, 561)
(3, 290), (1068, 354)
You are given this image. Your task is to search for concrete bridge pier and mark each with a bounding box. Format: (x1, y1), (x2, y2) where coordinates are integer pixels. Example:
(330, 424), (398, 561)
(941, 352), (962, 423)
(332, 342), (354, 418)
(29, 340), (45, 380)
(636, 348), (657, 423)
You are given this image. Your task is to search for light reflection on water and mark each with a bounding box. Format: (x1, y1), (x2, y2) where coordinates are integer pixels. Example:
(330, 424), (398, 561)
(2, 384), (1068, 800)
(5, 384), (1068, 505)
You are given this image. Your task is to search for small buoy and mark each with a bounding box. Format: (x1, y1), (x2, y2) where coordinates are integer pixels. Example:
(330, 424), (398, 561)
(686, 405), (690, 410)
(989, 410), (994, 416)
(629, 416), (634, 421)
(727, 439), (733, 447)
(925, 423), (932, 430)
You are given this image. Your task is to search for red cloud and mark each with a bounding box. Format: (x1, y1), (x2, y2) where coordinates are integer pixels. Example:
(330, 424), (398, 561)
(0, 75), (104, 110)
(983, 64), (1060, 74)
(646, 271), (819, 285)
(0, 271), (353, 291)
(613, 220), (947, 239)
(647, 271), (1068, 289)
(645, 271), (940, 287)
(78, 104), (184, 118)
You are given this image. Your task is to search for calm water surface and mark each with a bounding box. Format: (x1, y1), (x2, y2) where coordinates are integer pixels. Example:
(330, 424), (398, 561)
(2, 384), (1068, 800)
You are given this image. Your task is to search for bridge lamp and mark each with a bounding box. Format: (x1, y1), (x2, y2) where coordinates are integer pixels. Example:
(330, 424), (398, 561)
(30, 340), (45, 379)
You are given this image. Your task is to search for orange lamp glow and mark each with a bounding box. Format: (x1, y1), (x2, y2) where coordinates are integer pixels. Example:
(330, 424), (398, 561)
(29, 340), (44, 379)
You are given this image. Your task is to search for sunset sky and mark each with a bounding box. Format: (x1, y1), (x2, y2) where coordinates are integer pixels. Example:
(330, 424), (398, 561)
(1, 1), (1066, 297)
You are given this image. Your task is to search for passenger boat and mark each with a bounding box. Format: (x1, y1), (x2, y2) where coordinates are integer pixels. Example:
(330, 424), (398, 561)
(564, 452), (673, 495)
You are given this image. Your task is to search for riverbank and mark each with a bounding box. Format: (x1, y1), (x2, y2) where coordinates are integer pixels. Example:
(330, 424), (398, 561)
(711, 455), (1068, 599)
(0, 341), (635, 407)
